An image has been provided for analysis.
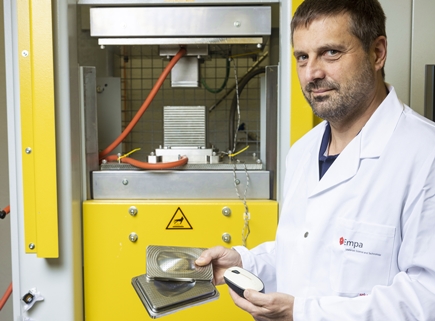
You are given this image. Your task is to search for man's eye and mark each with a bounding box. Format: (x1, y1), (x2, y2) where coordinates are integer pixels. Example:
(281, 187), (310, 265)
(326, 50), (339, 56)
(297, 55), (308, 62)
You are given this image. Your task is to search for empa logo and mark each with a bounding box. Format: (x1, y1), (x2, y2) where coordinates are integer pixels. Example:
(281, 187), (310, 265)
(339, 236), (363, 248)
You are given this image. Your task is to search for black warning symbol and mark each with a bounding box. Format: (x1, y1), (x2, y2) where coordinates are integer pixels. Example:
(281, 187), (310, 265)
(166, 207), (193, 230)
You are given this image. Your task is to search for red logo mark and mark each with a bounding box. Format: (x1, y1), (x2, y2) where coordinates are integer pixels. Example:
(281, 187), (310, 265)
(339, 237), (344, 245)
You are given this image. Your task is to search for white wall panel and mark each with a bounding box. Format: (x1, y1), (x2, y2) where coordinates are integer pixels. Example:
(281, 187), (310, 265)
(380, 0), (412, 106)
(411, 0), (435, 116)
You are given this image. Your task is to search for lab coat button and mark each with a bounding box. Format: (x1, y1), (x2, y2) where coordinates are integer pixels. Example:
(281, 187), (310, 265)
(304, 232), (309, 238)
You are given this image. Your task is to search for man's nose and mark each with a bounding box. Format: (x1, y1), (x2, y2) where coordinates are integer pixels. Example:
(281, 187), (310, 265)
(305, 59), (325, 83)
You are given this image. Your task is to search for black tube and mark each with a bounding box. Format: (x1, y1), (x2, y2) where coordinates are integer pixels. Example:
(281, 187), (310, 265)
(229, 67), (266, 151)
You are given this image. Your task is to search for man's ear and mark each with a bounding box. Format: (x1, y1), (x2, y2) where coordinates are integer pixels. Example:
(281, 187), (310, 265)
(372, 36), (387, 72)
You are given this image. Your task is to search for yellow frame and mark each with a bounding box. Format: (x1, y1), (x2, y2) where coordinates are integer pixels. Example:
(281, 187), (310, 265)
(17, 0), (59, 258)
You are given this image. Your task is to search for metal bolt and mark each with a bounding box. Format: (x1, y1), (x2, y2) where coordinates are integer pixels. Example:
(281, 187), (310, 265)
(256, 159), (262, 164)
(100, 45), (105, 49)
(25, 147), (32, 154)
(29, 243), (35, 250)
(252, 153), (257, 158)
(257, 44), (262, 49)
(101, 159), (107, 164)
(235, 179), (240, 185)
(234, 21), (241, 27)
(122, 179), (129, 185)
(129, 233), (138, 242)
(222, 233), (231, 243)
(22, 50), (29, 57)
(222, 207), (232, 217)
(129, 206), (138, 216)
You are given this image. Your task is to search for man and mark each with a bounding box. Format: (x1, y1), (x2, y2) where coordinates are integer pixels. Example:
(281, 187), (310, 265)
(196, 0), (435, 320)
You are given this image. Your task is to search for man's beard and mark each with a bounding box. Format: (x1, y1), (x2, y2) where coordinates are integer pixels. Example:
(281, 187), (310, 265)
(302, 58), (375, 124)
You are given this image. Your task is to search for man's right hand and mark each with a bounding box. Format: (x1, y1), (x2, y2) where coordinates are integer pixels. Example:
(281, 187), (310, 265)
(195, 246), (243, 285)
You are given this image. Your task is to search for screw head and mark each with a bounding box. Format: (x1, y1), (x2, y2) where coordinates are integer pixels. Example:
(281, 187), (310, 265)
(122, 179), (129, 185)
(235, 179), (240, 185)
(29, 243), (35, 250)
(25, 147), (32, 154)
(129, 206), (138, 216)
(222, 233), (231, 243)
(22, 50), (29, 57)
(222, 207), (232, 217)
(129, 233), (138, 242)
(234, 21), (241, 27)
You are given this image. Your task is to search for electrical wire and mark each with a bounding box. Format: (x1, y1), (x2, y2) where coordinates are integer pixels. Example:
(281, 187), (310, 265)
(228, 67), (265, 151)
(0, 277), (12, 311)
(201, 58), (230, 94)
(0, 205), (10, 220)
(208, 51), (268, 112)
(231, 58), (241, 153)
(99, 47), (187, 160)
(228, 145), (250, 158)
(103, 155), (188, 170)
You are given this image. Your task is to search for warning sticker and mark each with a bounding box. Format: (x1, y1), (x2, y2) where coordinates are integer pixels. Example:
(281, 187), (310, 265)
(166, 207), (193, 230)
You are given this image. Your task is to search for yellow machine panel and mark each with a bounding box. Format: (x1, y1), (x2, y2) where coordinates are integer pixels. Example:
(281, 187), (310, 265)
(83, 200), (278, 321)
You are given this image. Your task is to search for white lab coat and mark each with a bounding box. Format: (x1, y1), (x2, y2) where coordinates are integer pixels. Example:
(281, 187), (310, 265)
(235, 86), (435, 320)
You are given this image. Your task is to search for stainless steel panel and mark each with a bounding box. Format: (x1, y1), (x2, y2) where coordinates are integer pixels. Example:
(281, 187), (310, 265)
(155, 148), (212, 164)
(90, 7), (271, 37)
(99, 162), (263, 170)
(160, 45), (208, 57)
(80, 66), (99, 200)
(92, 170), (270, 199)
(424, 65), (435, 121)
(170, 57), (199, 88)
(80, 0), (278, 4)
(163, 106), (206, 147)
(98, 37), (266, 46)
(265, 66), (278, 200)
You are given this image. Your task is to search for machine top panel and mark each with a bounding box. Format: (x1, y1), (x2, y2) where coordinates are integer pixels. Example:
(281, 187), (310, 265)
(79, 0), (278, 5)
(90, 6), (271, 38)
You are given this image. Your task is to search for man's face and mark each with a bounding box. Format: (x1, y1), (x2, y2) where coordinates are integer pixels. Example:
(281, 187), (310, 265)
(293, 14), (377, 124)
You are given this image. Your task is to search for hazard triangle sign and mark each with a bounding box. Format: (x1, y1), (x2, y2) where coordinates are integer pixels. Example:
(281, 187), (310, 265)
(166, 207), (193, 230)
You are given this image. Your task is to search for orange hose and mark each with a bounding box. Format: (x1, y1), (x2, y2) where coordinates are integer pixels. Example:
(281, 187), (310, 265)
(0, 282), (12, 311)
(99, 47), (187, 160)
(104, 155), (188, 170)
(3, 205), (9, 215)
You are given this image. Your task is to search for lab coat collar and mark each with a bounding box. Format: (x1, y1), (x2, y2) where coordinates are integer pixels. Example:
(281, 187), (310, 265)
(360, 85), (404, 158)
(308, 85), (404, 198)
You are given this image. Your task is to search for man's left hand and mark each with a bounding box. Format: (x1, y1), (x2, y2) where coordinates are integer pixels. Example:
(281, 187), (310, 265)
(229, 288), (294, 321)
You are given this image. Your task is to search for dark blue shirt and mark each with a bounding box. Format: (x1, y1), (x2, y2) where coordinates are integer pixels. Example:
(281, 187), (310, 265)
(318, 123), (339, 180)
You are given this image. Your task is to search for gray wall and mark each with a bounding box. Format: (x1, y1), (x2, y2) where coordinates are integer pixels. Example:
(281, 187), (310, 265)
(0, 0), (13, 319)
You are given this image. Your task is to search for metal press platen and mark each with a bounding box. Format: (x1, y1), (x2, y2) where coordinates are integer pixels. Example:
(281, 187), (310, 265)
(146, 245), (213, 282)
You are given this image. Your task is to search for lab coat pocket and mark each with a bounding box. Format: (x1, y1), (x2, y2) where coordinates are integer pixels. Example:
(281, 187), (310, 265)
(329, 217), (396, 296)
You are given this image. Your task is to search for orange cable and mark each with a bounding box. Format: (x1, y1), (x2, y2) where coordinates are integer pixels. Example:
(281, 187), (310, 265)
(99, 47), (187, 160)
(104, 155), (188, 170)
(0, 282), (12, 311)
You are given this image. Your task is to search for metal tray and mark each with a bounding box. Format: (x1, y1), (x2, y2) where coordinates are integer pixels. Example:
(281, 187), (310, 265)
(132, 274), (219, 319)
(146, 245), (212, 282)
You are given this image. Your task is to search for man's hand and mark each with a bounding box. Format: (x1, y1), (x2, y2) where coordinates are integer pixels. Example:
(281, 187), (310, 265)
(229, 288), (294, 321)
(195, 246), (242, 285)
